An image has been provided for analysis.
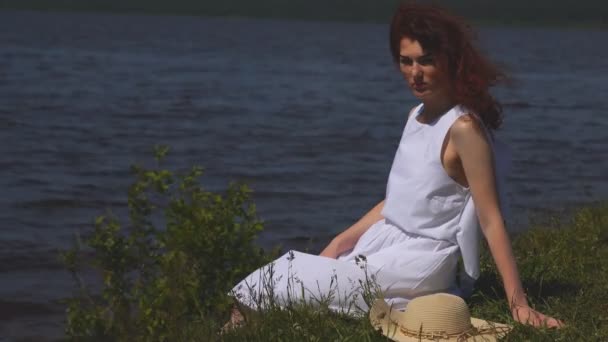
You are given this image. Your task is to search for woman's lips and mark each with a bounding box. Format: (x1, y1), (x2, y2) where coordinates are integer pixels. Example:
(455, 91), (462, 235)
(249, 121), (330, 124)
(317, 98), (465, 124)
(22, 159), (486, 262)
(412, 83), (427, 91)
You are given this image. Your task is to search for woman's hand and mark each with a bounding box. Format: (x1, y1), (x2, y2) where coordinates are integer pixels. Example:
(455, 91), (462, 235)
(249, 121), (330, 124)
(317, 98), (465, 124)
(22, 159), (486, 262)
(319, 200), (385, 259)
(511, 304), (564, 328)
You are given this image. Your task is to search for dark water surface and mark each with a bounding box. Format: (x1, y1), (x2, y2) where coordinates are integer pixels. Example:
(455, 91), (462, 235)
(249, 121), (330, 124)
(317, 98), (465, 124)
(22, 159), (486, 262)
(1, 10), (607, 340)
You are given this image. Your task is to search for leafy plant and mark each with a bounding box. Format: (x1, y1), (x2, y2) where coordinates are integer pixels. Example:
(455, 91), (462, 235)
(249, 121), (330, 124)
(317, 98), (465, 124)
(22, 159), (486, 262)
(61, 146), (273, 341)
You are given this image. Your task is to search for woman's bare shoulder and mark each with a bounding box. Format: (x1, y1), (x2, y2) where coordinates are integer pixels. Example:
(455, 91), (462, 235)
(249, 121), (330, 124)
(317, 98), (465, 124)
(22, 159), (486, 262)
(451, 113), (488, 142)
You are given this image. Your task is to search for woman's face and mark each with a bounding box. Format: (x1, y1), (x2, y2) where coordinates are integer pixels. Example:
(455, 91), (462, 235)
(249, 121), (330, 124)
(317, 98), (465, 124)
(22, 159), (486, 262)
(399, 37), (452, 102)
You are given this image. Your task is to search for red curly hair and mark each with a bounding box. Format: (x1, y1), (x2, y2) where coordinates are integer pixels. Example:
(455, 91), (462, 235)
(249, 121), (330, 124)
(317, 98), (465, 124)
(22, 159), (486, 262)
(389, 2), (505, 130)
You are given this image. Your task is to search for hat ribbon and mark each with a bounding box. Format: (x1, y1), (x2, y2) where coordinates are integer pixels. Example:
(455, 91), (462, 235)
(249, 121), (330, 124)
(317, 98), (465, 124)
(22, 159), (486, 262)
(394, 320), (510, 341)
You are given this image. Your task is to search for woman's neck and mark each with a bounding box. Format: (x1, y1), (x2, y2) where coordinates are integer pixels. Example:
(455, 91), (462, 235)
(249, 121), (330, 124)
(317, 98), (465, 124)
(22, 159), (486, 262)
(419, 97), (456, 124)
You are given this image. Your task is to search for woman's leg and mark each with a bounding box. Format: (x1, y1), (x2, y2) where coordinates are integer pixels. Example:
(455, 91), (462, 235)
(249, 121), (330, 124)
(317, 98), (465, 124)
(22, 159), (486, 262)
(231, 250), (371, 314)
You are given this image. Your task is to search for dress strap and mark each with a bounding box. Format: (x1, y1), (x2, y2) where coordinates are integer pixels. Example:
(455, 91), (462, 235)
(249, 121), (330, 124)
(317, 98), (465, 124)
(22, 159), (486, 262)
(411, 103), (425, 117)
(401, 103), (426, 136)
(424, 105), (467, 162)
(406, 103), (425, 122)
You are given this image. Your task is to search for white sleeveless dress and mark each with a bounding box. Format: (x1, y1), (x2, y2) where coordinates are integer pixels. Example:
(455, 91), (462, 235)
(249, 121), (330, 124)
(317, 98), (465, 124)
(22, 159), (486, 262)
(232, 104), (502, 313)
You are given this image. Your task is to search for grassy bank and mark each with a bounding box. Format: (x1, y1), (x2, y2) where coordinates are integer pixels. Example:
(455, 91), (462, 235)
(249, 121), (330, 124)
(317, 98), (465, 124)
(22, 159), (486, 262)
(217, 203), (608, 341)
(61, 152), (607, 340)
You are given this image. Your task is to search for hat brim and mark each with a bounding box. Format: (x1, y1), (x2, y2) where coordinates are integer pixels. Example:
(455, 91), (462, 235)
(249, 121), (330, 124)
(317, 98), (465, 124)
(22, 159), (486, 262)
(369, 299), (512, 342)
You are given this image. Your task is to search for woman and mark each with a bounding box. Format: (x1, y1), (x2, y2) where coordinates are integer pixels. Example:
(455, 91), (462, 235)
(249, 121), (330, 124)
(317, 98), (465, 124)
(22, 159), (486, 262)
(231, 3), (562, 328)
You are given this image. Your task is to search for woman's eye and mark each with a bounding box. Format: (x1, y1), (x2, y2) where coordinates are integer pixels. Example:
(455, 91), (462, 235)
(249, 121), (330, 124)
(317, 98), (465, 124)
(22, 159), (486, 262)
(418, 57), (434, 66)
(399, 57), (413, 66)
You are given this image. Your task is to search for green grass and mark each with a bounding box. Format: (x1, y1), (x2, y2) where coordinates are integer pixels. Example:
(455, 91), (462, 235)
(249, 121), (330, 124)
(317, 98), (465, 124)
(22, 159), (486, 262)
(215, 203), (608, 341)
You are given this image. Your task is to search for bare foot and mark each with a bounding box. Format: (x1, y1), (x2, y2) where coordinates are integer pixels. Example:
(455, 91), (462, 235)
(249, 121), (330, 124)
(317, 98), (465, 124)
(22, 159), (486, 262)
(220, 305), (245, 334)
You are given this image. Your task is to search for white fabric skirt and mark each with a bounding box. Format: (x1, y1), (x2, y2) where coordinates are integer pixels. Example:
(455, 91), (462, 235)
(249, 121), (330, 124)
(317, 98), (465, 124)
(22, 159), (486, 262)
(231, 219), (460, 314)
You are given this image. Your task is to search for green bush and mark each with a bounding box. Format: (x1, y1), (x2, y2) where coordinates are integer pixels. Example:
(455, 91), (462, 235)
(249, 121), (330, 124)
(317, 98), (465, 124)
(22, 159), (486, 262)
(61, 146), (273, 341)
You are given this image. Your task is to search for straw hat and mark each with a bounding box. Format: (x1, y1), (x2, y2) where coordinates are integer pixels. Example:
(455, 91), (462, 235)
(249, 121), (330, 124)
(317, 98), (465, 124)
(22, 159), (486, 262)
(369, 293), (511, 342)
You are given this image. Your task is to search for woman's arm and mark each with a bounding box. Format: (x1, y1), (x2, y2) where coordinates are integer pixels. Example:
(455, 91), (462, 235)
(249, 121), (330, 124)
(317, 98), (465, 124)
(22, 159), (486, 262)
(319, 200), (385, 259)
(451, 115), (563, 328)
